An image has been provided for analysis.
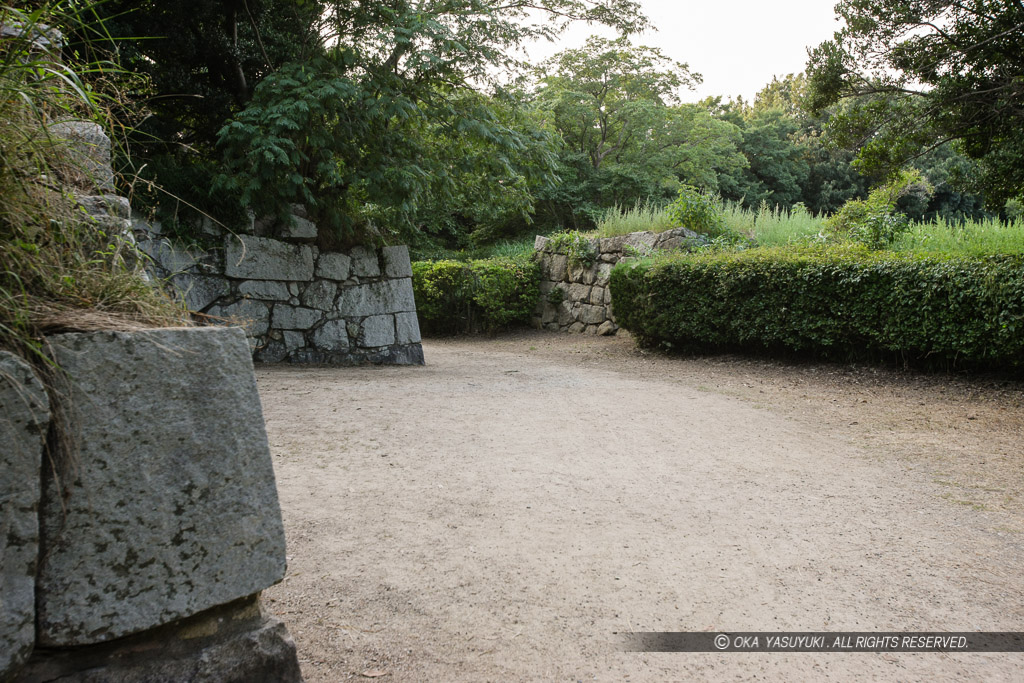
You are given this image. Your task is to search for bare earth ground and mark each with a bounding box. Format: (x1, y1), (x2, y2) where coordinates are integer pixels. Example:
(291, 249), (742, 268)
(258, 330), (1024, 682)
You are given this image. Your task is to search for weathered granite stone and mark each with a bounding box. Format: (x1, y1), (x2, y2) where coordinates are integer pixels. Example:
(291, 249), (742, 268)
(137, 237), (202, 276)
(37, 327), (287, 646)
(597, 320), (618, 336)
(301, 280), (337, 311)
(556, 301), (573, 327)
(76, 194), (130, 220)
(595, 263), (613, 286)
(598, 235), (628, 253)
(604, 287), (613, 305)
(360, 314), (396, 347)
(209, 299), (270, 337)
(283, 331), (305, 352)
(279, 215), (317, 241)
(48, 120), (114, 191)
(567, 322), (586, 333)
(568, 262), (597, 285)
(349, 246), (381, 278)
(255, 339), (288, 363)
(395, 311), (422, 345)
(19, 597), (302, 683)
(589, 286), (606, 305)
(312, 319), (350, 352)
(578, 304), (607, 325)
(534, 235), (550, 252)
(272, 305), (320, 330)
(541, 302), (558, 325)
(225, 235), (314, 281)
(316, 253), (351, 281)
(0, 352), (50, 680)
(172, 273), (230, 312)
(381, 245), (413, 278)
(239, 280), (291, 302)
(543, 254), (568, 281)
(337, 279), (416, 317)
(623, 231), (658, 252)
(567, 283), (592, 302)
(584, 324), (600, 335)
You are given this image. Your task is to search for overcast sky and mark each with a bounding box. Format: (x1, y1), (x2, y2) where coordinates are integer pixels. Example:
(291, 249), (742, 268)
(524, 0), (845, 103)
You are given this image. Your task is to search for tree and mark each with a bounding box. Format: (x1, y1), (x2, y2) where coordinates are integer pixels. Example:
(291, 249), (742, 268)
(806, 0), (1024, 204)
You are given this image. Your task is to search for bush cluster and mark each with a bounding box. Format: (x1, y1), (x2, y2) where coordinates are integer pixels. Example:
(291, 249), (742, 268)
(411, 257), (540, 335)
(609, 245), (1024, 370)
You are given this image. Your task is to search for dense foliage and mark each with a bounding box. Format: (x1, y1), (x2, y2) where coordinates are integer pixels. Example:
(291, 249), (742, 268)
(807, 0), (1024, 204)
(411, 257), (540, 335)
(609, 246), (1024, 370)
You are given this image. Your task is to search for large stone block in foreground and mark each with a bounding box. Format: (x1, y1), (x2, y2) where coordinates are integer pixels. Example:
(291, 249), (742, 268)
(0, 351), (50, 678)
(37, 327), (287, 646)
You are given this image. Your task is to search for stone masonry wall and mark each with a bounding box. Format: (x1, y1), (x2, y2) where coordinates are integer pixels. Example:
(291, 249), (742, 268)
(531, 227), (704, 335)
(135, 209), (424, 366)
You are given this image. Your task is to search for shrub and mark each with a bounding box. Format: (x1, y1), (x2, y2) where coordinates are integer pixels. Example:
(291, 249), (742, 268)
(609, 245), (1024, 370)
(666, 185), (727, 237)
(827, 170), (933, 249)
(412, 256), (540, 335)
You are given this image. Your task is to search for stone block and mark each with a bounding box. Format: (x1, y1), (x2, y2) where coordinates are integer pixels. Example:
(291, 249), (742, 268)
(279, 215), (317, 241)
(48, 120), (114, 192)
(604, 287), (613, 305)
(568, 262), (597, 285)
(349, 246), (381, 278)
(578, 304), (607, 325)
(271, 305), (321, 330)
(137, 237), (202, 277)
(542, 254), (568, 281)
(172, 273), (230, 312)
(567, 322), (586, 333)
(224, 235), (314, 281)
(0, 352), (50, 679)
(238, 280), (291, 302)
(623, 231), (658, 252)
(337, 279), (416, 317)
(381, 245), (413, 278)
(360, 314), (396, 347)
(209, 299), (270, 338)
(595, 263), (614, 286)
(255, 339), (288, 363)
(316, 252), (352, 281)
(301, 280), (337, 311)
(567, 282), (592, 303)
(36, 327), (287, 646)
(76, 194), (130, 220)
(283, 331), (306, 352)
(395, 311), (422, 345)
(598, 235), (628, 253)
(597, 320), (618, 336)
(311, 319), (350, 352)
(589, 286), (606, 305)
(556, 301), (574, 327)
(534, 235), (550, 252)
(541, 302), (558, 325)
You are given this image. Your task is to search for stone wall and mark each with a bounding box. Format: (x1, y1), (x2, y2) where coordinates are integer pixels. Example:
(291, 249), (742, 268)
(531, 227), (705, 335)
(135, 211), (424, 366)
(1, 328), (302, 682)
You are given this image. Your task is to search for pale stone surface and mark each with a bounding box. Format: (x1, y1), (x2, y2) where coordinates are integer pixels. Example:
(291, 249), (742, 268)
(77, 194), (130, 219)
(0, 352), (50, 680)
(597, 320), (618, 336)
(361, 314), (396, 347)
(209, 299), (270, 337)
(283, 331), (305, 352)
(381, 245), (413, 278)
(225, 235), (314, 281)
(589, 286), (606, 306)
(395, 312), (422, 345)
(279, 215), (317, 240)
(36, 327), (286, 646)
(596, 263), (614, 286)
(578, 304), (607, 325)
(301, 280), (337, 311)
(172, 273), (230, 312)
(316, 253), (351, 281)
(49, 120), (114, 191)
(338, 279), (416, 317)
(567, 283), (592, 302)
(36, 329), (284, 647)
(349, 246), (381, 278)
(534, 235), (550, 251)
(272, 305), (321, 330)
(312, 319), (350, 352)
(239, 280), (291, 301)
(543, 254), (568, 281)
(137, 237), (202, 276)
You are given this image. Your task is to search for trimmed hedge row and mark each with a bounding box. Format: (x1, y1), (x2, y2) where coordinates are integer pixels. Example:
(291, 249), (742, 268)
(412, 257), (540, 335)
(609, 245), (1024, 369)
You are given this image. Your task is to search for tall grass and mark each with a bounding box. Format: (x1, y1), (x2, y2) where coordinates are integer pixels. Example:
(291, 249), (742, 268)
(0, 3), (182, 357)
(728, 202), (825, 246)
(595, 200), (674, 237)
(893, 216), (1024, 256)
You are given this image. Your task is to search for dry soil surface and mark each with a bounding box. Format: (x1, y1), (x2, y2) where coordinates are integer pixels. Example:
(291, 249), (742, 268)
(258, 330), (1024, 682)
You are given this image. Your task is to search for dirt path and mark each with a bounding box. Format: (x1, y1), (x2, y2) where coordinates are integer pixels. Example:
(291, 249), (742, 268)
(258, 331), (1024, 682)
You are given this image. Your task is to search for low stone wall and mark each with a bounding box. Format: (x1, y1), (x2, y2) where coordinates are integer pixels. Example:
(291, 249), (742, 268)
(531, 227), (704, 335)
(0, 327), (302, 682)
(135, 212), (423, 365)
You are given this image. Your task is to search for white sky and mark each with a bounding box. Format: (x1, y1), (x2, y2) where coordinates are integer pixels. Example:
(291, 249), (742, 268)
(524, 0), (845, 103)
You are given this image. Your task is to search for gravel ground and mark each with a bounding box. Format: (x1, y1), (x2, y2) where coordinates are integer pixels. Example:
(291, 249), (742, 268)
(258, 330), (1024, 682)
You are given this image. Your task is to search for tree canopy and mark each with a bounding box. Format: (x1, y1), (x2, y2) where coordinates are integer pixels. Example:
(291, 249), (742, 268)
(806, 0), (1024, 203)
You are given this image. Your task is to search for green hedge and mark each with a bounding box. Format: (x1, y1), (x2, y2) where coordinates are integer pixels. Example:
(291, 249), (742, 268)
(609, 245), (1024, 369)
(412, 257), (540, 335)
